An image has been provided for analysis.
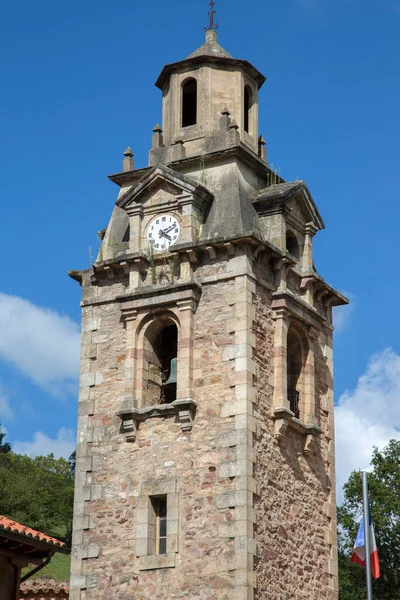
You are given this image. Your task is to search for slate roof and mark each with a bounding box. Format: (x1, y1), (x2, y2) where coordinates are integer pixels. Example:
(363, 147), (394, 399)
(0, 516), (67, 549)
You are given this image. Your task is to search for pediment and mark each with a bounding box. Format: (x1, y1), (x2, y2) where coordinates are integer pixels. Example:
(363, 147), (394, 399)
(116, 165), (213, 212)
(252, 181), (324, 231)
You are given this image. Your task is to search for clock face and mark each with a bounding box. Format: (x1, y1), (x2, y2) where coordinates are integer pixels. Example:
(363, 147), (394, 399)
(147, 214), (180, 252)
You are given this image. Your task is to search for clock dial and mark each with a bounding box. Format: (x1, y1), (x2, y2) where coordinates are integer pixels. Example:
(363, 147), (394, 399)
(147, 214), (180, 252)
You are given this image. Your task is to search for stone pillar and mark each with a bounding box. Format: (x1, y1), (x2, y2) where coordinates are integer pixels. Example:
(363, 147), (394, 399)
(69, 306), (100, 599)
(176, 298), (195, 400)
(272, 308), (290, 410)
(303, 326), (317, 424)
(122, 308), (138, 405)
(127, 205), (143, 254)
(218, 270), (257, 600)
(303, 223), (317, 271)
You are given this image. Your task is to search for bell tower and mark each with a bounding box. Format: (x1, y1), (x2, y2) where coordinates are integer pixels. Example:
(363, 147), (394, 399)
(152, 25), (264, 160)
(69, 6), (347, 600)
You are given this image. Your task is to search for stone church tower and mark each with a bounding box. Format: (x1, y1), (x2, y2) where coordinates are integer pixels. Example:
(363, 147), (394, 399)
(69, 14), (347, 600)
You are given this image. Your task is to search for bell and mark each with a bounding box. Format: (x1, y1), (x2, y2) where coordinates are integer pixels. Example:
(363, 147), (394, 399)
(164, 357), (178, 389)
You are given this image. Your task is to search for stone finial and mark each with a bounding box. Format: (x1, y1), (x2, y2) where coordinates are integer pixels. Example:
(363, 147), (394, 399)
(258, 135), (267, 162)
(229, 119), (239, 130)
(123, 147), (134, 172)
(220, 107), (231, 130)
(152, 124), (164, 149)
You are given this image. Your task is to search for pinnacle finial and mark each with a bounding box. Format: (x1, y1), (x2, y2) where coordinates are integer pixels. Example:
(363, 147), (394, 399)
(123, 147), (134, 157)
(205, 0), (219, 31)
(122, 147), (134, 172)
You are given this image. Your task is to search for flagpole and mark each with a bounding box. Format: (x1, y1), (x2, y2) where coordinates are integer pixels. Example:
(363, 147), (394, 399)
(362, 471), (373, 600)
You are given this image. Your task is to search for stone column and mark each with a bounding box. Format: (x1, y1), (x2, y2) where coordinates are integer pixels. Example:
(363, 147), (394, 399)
(303, 223), (317, 271)
(122, 308), (138, 406)
(322, 327), (338, 598)
(272, 308), (290, 410)
(176, 298), (195, 400)
(218, 270), (257, 600)
(127, 205), (143, 253)
(303, 326), (317, 424)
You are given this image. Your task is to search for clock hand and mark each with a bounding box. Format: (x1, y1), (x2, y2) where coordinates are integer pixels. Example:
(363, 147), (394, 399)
(158, 229), (172, 241)
(164, 224), (176, 234)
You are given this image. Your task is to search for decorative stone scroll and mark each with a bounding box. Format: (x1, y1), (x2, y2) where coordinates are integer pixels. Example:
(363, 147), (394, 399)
(117, 398), (197, 442)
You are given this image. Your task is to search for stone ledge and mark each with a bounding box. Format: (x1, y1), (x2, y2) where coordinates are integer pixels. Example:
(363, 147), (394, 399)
(118, 281), (202, 313)
(117, 398), (197, 441)
(138, 553), (176, 571)
(271, 407), (322, 454)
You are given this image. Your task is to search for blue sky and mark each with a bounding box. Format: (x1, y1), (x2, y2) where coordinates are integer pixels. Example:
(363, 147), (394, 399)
(0, 0), (399, 494)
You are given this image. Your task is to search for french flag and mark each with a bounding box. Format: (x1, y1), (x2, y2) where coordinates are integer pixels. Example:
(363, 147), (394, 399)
(351, 515), (380, 579)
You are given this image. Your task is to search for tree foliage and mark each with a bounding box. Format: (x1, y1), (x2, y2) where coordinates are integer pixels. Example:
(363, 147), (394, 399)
(338, 439), (400, 599)
(0, 451), (74, 545)
(0, 423), (11, 454)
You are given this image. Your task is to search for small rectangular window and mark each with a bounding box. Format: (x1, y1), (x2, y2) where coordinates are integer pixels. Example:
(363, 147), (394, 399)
(151, 496), (167, 555)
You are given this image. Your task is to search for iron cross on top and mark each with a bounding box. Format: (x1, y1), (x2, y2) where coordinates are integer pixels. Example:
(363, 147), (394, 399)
(207, 0), (219, 30)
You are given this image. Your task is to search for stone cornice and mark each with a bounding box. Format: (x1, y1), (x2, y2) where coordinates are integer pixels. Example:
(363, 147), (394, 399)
(155, 55), (266, 91)
(118, 281), (202, 315)
(117, 398), (197, 442)
(272, 289), (327, 327)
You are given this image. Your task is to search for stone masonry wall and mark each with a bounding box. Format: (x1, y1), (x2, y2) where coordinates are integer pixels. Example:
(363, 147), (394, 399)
(253, 287), (336, 600)
(71, 273), (257, 600)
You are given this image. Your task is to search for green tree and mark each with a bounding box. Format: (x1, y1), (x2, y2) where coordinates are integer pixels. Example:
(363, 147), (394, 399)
(0, 423), (11, 454)
(338, 439), (400, 599)
(68, 449), (76, 478)
(0, 452), (74, 545)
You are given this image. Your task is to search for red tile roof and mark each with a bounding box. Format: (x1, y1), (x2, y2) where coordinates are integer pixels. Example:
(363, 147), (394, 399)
(20, 579), (69, 599)
(0, 516), (66, 548)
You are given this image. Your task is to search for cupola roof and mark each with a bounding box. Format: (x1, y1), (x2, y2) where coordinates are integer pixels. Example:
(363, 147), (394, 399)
(155, 30), (265, 91)
(187, 29), (232, 59)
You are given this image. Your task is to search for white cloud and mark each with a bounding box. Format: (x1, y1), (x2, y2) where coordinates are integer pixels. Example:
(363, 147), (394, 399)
(0, 293), (80, 395)
(12, 427), (76, 459)
(335, 348), (400, 502)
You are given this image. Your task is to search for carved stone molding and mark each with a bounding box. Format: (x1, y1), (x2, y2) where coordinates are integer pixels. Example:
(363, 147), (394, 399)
(271, 406), (322, 449)
(117, 398), (197, 442)
(119, 281), (201, 316)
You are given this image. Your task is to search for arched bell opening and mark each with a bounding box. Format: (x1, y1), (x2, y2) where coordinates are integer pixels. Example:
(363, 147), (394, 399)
(142, 317), (179, 407)
(182, 78), (197, 128)
(287, 326), (309, 420)
(286, 231), (300, 260)
(244, 85), (254, 134)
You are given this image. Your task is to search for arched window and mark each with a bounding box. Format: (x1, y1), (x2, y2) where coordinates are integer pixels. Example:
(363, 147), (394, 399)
(182, 79), (197, 127)
(287, 326), (309, 420)
(142, 317), (178, 406)
(286, 231), (300, 260)
(244, 85), (253, 134)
